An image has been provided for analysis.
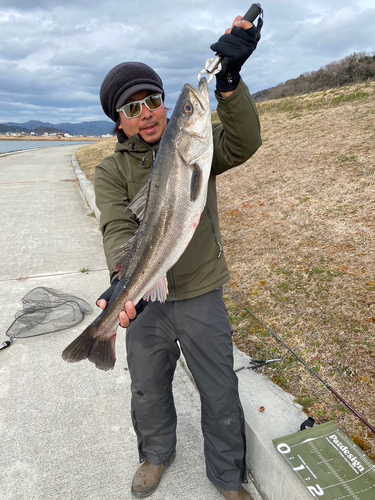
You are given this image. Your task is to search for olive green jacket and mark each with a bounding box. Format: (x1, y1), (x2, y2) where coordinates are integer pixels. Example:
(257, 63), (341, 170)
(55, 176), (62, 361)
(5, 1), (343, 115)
(94, 79), (261, 301)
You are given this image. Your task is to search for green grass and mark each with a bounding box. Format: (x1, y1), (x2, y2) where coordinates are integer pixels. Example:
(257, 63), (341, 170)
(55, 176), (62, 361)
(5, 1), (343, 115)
(331, 91), (368, 104)
(258, 83), (373, 116)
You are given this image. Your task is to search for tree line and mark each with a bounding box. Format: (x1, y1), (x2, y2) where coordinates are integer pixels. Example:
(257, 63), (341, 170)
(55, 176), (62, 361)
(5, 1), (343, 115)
(253, 52), (375, 102)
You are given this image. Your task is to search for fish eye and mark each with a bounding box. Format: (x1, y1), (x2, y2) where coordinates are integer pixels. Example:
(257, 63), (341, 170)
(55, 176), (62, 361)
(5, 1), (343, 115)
(183, 102), (193, 115)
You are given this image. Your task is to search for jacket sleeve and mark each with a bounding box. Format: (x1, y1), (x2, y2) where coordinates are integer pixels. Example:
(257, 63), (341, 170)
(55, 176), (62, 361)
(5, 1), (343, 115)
(94, 156), (139, 281)
(211, 78), (262, 175)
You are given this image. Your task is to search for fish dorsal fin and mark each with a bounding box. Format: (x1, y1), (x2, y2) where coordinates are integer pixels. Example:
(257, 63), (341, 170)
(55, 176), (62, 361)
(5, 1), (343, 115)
(143, 275), (169, 303)
(113, 181), (151, 279)
(126, 180), (151, 222)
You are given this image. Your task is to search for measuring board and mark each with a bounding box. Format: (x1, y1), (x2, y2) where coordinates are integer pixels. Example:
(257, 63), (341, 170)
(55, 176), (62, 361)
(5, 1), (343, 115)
(273, 421), (375, 499)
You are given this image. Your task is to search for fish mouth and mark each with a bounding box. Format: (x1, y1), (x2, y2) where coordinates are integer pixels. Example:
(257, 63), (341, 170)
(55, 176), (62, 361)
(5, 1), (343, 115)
(185, 80), (210, 109)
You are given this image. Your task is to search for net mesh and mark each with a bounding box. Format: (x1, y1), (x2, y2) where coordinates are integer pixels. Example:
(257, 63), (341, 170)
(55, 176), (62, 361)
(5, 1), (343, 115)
(6, 287), (93, 339)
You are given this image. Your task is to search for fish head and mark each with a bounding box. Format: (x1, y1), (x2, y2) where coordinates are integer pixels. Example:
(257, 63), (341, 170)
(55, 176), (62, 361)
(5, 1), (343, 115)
(172, 78), (212, 140)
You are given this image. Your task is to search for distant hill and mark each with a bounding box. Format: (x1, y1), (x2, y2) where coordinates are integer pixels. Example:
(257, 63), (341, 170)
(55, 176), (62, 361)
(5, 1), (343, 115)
(253, 51), (375, 102)
(0, 123), (30, 134)
(1, 120), (113, 137)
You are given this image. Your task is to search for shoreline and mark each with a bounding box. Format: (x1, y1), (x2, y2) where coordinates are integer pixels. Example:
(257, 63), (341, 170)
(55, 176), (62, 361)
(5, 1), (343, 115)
(0, 135), (101, 142)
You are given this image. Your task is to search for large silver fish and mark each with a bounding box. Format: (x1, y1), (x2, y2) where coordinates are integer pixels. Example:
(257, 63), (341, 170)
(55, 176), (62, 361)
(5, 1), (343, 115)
(62, 78), (213, 371)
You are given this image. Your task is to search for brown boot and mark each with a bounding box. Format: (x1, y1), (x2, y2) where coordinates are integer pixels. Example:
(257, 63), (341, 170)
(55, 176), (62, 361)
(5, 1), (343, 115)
(131, 452), (175, 498)
(216, 485), (254, 500)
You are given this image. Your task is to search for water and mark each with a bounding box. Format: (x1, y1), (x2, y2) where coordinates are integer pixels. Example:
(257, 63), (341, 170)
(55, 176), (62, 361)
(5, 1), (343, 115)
(0, 140), (93, 154)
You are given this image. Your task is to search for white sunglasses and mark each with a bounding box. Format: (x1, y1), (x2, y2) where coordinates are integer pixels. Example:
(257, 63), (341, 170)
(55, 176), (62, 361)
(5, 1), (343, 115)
(117, 93), (163, 119)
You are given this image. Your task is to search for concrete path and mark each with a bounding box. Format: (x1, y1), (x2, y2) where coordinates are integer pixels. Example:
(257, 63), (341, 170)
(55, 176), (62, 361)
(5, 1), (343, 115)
(0, 146), (310, 500)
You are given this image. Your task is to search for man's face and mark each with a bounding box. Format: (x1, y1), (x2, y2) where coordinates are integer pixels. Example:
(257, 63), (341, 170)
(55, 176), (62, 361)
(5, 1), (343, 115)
(118, 90), (168, 145)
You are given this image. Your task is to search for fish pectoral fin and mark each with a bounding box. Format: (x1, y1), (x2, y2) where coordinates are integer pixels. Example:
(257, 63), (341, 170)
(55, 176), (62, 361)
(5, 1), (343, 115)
(125, 180), (151, 222)
(190, 163), (203, 202)
(143, 275), (169, 303)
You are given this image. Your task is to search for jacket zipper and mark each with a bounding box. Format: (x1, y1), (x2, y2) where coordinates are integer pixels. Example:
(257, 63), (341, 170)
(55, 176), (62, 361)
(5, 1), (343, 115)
(138, 138), (157, 164)
(127, 139), (157, 168)
(205, 205), (223, 258)
(167, 269), (177, 301)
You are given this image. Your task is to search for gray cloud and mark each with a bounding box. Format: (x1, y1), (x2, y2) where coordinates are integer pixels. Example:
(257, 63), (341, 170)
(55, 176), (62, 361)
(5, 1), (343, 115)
(0, 0), (374, 123)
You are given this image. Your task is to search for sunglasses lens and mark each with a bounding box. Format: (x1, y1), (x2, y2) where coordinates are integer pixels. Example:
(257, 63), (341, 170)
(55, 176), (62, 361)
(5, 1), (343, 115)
(146, 94), (162, 110)
(125, 102), (141, 118)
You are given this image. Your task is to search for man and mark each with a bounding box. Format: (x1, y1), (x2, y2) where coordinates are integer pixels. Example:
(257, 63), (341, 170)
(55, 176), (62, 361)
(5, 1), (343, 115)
(95, 16), (262, 500)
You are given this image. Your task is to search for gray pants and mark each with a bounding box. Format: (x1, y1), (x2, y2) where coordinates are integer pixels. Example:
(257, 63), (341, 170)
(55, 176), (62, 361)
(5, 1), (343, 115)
(126, 288), (247, 491)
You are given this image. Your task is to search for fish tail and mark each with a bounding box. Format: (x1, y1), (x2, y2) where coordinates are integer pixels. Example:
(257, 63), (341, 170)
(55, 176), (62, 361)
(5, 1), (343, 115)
(87, 334), (116, 371)
(62, 324), (116, 371)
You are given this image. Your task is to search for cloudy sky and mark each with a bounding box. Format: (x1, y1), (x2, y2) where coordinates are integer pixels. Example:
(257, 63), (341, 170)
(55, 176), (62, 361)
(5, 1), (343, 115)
(1, 0), (374, 125)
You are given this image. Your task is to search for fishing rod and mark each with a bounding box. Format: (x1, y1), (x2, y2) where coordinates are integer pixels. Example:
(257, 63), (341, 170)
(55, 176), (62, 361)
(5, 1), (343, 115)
(225, 288), (375, 436)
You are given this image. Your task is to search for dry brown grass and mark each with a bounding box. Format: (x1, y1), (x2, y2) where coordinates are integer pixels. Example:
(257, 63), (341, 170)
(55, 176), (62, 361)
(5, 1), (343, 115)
(75, 136), (117, 182)
(218, 82), (375, 460)
(76, 82), (375, 460)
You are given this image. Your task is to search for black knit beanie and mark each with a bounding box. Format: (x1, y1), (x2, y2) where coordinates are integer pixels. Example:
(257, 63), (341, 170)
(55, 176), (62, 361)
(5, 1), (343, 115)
(100, 62), (164, 122)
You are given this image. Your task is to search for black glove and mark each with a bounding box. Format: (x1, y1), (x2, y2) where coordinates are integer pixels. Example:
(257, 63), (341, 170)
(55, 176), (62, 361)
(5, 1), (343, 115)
(300, 417), (315, 431)
(97, 277), (148, 318)
(97, 277), (119, 304)
(210, 25), (258, 93)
